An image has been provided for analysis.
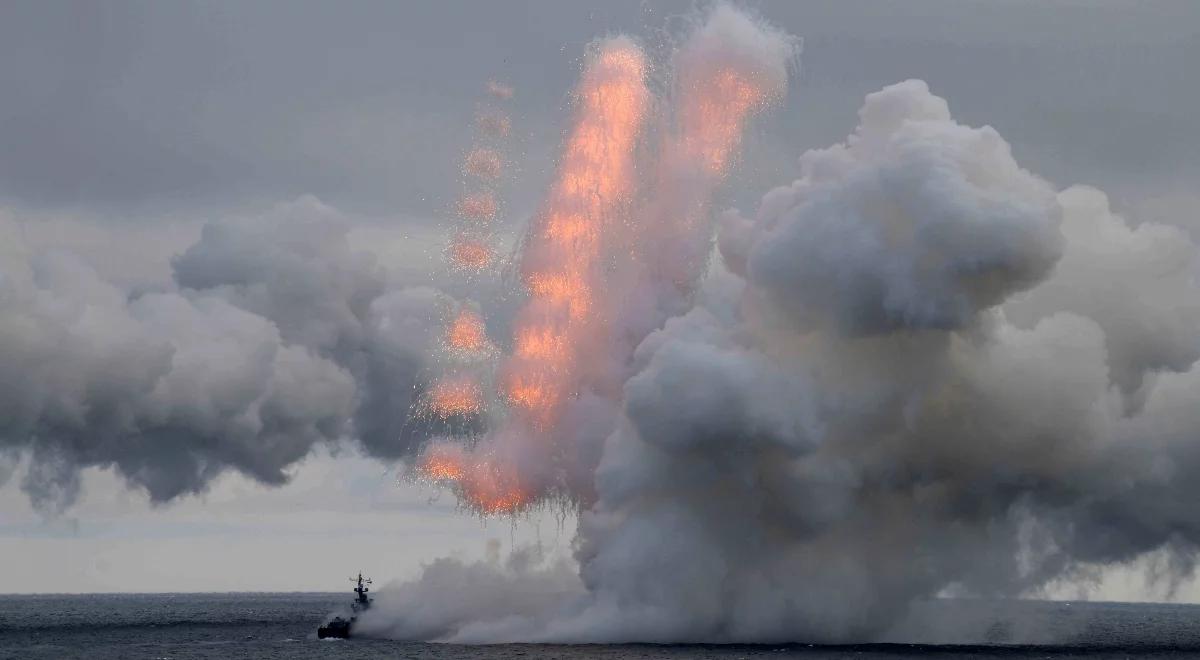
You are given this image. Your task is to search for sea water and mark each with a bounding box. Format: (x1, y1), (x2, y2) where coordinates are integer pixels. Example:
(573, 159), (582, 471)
(3, 593), (1200, 659)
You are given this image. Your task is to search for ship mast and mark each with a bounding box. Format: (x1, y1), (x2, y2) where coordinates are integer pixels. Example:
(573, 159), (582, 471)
(351, 572), (373, 610)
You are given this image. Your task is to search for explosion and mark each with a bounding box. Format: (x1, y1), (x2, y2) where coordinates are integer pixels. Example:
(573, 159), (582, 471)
(501, 38), (649, 427)
(419, 446), (466, 482)
(413, 5), (792, 516)
(425, 377), (484, 419)
(417, 442), (532, 514)
(352, 3), (1200, 648)
(444, 307), (490, 357)
(2, 0), (1196, 648)
(678, 68), (774, 176)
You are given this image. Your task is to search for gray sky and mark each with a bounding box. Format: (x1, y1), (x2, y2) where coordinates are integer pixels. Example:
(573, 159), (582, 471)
(1, 0), (1198, 594)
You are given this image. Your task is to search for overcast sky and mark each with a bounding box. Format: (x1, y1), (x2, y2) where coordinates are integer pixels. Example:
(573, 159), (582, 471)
(2, 0), (1198, 594)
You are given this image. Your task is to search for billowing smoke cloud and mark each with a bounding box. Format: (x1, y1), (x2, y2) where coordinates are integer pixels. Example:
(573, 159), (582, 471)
(171, 196), (452, 459)
(358, 54), (1200, 644)
(736, 80), (1063, 334)
(7, 0), (1200, 645)
(0, 196), (452, 511)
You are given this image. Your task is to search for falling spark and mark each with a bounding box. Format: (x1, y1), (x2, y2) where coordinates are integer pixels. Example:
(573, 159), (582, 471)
(414, 24), (786, 517)
(646, 48), (787, 292)
(418, 443), (532, 514)
(460, 465), (531, 515)
(445, 308), (490, 357)
(464, 148), (503, 180)
(513, 327), (568, 363)
(427, 377), (484, 419)
(450, 237), (495, 271)
(420, 448), (466, 481)
(678, 68), (774, 175)
(412, 39), (650, 516)
(457, 192), (498, 222)
(476, 112), (512, 138)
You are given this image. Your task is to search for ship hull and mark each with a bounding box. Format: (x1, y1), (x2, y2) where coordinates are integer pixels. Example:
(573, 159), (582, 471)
(317, 617), (353, 639)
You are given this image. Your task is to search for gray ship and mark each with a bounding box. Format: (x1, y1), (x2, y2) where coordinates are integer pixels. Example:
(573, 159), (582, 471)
(317, 573), (372, 639)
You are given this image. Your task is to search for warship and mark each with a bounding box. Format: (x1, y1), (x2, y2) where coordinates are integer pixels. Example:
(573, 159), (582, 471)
(316, 573), (372, 639)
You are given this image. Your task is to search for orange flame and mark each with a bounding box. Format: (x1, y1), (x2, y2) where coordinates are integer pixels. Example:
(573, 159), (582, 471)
(678, 67), (772, 175)
(503, 39), (650, 427)
(450, 237), (495, 271)
(418, 445), (532, 514)
(421, 451), (466, 481)
(445, 308), (489, 355)
(460, 467), (530, 514)
(646, 57), (784, 292)
(415, 40), (650, 516)
(416, 24), (788, 517)
(427, 377), (483, 418)
(514, 327), (568, 363)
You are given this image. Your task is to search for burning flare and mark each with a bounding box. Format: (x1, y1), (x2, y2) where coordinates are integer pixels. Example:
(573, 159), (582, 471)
(645, 17), (791, 291)
(413, 38), (651, 515)
(418, 443), (531, 514)
(457, 192), (498, 222)
(444, 307), (491, 358)
(449, 236), (495, 271)
(414, 16), (789, 517)
(503, 38), (650, 425)
(426, 377), (484, 419)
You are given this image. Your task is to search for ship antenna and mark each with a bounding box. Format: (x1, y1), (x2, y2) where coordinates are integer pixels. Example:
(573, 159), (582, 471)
(351, 572), (373, 607)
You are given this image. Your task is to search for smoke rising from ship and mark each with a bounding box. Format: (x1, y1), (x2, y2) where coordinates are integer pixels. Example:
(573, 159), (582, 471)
(2, 1), (1200, 644)
(357, 6), (1200, 643)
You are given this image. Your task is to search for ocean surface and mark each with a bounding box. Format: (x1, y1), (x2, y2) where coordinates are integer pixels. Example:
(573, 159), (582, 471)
(2, 593), (1200, 659)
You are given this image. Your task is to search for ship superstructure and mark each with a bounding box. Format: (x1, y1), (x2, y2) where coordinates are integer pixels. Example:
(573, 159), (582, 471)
(316, 573), (372, 639)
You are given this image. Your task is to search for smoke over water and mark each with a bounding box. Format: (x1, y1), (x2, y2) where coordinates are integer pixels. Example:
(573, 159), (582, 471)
(4, 1), (1200, 645)
(0, 196), (461, 510)
(356, 4), (1200, 644)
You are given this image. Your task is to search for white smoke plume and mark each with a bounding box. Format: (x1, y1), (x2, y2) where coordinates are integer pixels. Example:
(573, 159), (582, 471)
(5, 1), (1199, 645)
(0, 196), (456, 512)
(358, 35), (1200, 644)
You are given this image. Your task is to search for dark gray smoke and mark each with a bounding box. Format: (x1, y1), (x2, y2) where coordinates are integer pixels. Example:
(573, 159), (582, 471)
(0, 195), (449, 512)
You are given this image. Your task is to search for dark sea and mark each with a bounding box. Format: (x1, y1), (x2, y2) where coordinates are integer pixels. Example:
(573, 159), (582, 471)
(3, 594), (1200, 659)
